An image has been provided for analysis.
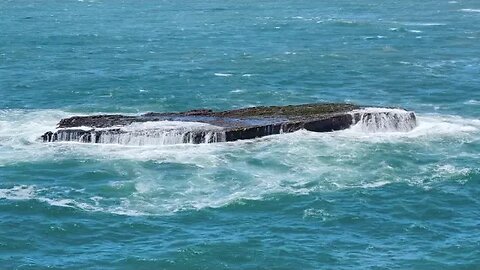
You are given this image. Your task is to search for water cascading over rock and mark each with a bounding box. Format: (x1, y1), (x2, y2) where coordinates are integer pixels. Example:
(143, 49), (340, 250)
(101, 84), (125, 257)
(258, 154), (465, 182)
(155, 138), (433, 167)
(41, 103), (417, 145)
(350, 108), (417, 132)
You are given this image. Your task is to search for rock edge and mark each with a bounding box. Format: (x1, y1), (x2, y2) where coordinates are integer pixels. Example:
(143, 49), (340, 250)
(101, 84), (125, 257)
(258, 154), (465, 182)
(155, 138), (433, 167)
(41, 103), (415, 144)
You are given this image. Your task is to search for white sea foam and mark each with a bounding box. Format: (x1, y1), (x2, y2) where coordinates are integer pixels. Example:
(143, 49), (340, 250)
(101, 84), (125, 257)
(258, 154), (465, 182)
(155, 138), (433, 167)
(303, 208), (331, 220)
(0, 109), (478, 216)
(0, 185), (36, 200)
(465, 99), (480, 105)
(230, 89), (246, 93)
(339, 113), (479, 142)
(435, 164), (472, 177)
(360, 181), (391, 189)
(0, 185), (143, 215)
(214, 72), (232, 77)
(0, 109), (69, 142)
(349, 108), (417, 133)
(1, 109), (478, 164)
(400, 22), (447, 26)
(460, 9), (480, 13)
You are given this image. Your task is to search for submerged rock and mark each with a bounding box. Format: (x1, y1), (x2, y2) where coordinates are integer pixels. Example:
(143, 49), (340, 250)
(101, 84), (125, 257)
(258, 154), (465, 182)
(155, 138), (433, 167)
(41, 103), (416, 145)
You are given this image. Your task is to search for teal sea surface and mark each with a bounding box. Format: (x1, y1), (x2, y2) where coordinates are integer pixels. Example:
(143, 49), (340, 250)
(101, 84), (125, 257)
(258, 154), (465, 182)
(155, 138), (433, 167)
(1, 0), (480, 269)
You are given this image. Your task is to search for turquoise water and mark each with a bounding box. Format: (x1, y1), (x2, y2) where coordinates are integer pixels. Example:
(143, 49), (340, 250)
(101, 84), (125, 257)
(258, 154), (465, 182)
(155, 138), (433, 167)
(1, 0), (480, 269)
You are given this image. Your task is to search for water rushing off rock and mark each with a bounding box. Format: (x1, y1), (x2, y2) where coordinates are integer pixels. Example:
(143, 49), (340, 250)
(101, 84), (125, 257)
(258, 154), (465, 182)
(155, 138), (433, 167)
(350, 108), (418, 133)
(41, 103), (417, 146)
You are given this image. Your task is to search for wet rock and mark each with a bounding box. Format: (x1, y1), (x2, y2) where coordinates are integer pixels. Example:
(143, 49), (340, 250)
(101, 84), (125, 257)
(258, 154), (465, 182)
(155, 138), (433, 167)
(41, 103), (416, 145)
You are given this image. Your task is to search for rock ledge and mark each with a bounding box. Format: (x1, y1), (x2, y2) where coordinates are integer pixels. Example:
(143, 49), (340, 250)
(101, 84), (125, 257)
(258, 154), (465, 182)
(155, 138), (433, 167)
(41, 103), (416, 145)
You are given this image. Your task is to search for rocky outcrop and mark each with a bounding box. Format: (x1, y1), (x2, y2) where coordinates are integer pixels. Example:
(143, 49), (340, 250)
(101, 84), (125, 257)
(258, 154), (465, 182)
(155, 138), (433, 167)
(41, 103), (416, 145)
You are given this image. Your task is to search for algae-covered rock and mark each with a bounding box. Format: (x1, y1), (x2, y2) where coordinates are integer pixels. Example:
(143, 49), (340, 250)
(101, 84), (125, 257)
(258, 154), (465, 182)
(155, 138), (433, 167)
(41, 103), (416, 145)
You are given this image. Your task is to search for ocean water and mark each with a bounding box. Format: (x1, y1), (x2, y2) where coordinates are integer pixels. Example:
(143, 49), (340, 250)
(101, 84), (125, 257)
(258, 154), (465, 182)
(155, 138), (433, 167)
(1, 0), (480, 269)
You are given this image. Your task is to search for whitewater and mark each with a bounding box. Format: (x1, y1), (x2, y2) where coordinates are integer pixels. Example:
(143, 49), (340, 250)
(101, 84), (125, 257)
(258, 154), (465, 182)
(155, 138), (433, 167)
(1, 0), (479, 269)
(1, 109), (478, 215)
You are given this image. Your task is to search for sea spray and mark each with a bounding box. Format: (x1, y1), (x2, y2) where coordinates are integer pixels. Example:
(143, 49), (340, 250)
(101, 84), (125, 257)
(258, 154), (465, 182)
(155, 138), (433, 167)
(43, 108), (420, 145)
(96, 129), (226, 145)
(350, 108), (417, 132)
(49, 121), (227, 146)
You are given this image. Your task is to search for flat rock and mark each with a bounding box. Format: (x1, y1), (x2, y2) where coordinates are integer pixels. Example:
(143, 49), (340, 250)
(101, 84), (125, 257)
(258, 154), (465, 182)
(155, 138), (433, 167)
(41, 103), (416, 145)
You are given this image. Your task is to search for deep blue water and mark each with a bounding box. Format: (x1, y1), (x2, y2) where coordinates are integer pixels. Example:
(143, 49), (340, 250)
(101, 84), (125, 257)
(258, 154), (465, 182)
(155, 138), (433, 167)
(1, 0), (479, 269)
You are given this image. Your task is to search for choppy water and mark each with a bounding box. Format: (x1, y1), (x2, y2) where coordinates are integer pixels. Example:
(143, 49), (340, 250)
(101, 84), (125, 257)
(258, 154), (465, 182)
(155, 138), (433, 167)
(1, 0), (479, 269)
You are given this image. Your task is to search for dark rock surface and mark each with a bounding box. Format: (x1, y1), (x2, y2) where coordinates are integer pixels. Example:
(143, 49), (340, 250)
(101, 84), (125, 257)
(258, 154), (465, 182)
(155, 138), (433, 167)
(41, 103), (416, 145)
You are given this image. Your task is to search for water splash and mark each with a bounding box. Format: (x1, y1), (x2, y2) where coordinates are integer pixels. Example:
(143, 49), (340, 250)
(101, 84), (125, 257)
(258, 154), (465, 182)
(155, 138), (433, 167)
(51, 121), (227, 146)
(0, 109), (479, 216)
(350, 108), (417, 132)
(96, 129), (226, 145)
